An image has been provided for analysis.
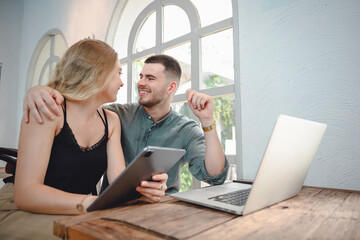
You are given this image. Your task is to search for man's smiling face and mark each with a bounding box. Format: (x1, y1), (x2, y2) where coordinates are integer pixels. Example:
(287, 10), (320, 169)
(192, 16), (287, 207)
(137, 63), (171, 109)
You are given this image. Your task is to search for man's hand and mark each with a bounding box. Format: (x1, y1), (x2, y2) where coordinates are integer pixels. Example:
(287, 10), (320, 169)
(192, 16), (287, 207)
(187, 89), (226, 177)
(136, 173), (168, 203)
(23, 86), (64, 123)
(186, 89), (215, 126)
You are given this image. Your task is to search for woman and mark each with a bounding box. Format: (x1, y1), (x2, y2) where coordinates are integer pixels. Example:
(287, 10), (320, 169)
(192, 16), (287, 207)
(0, 39), (125, 238)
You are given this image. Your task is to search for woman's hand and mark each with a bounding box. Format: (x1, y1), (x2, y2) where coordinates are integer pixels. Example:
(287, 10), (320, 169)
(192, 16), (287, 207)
(136, 173), (168, 203)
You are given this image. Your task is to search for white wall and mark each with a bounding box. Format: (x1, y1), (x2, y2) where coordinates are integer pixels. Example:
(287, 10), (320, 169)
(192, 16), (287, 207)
(0, 0), (23, 148)
(0, 0), (117, 188)
(238, 0), (360, 191)
(0, 0), (118, 148)
(1, 0), (359, 191)
(15, 0), (118, 142)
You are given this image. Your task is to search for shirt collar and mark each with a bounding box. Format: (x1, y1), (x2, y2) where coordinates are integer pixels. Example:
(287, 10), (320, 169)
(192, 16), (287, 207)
(139, 105), (175, 126)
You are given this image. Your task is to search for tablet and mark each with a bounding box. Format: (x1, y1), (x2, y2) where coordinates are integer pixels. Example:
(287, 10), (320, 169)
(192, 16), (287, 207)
(87, 146), (186, 212)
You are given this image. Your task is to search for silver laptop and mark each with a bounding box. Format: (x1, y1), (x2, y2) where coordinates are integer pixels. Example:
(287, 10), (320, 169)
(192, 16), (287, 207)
(171, 114), (327, 215)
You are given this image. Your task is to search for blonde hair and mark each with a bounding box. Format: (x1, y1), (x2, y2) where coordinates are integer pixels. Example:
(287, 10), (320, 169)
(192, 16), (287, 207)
(48, 39), (118, 100)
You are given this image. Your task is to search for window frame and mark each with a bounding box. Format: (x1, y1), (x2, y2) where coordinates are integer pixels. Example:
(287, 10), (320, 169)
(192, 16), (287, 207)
(26, 29), (68, 92)
(106, 0), (242, 181)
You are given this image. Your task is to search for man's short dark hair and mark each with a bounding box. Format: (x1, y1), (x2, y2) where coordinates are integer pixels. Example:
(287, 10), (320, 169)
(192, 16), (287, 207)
(145, 55), (182, 84)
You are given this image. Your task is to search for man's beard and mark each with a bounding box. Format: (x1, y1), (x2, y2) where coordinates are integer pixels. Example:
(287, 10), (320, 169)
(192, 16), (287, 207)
(138, 93), (166, 108)
(139, 98), (160, 108)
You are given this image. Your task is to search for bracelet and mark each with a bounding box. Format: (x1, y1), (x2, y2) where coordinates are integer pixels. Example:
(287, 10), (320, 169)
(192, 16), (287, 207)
(76, 194), (91, 213)
(202, 121), (216, 132)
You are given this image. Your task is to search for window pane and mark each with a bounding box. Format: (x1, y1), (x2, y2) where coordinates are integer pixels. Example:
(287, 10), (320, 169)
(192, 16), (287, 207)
(115, 64), (127, 104)
(54, 34), (67, 58)
(217, 94), (236, 155)
(171, 101), (199, 124)
(39, 64), (49, 85)
(201, 29), (233, 90)
(163, 42), (191, 95)
(40, 61), (56, 86)
(190, 0), (232, 27)
(113, 0), (154, 59)
(171, 94), (235, 154)
(180, 163), (193, 192)
(33, 39), (50, 87)
(164, 5), (191, 42)
(29, 33), (67, 90)
(134, 11), (156, 53)
(226, 164), (237, 182)
(132, 57), (148, 103)
(49, 61), (57, 81)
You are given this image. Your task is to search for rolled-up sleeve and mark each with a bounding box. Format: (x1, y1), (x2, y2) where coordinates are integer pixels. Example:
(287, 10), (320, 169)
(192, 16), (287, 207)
(184, 122), (229, 185)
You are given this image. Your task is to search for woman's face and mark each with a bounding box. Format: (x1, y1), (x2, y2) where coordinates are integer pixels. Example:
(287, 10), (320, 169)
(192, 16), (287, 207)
(102, 60), (124, 103)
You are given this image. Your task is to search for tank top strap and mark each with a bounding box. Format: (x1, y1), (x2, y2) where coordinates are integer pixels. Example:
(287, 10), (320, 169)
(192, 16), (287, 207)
(96, 108), (108, 130)
(61, 98), (67, 121)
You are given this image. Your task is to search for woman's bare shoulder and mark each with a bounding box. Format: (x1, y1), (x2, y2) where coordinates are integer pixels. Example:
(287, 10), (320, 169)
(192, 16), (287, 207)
(102, 108), (121, 132)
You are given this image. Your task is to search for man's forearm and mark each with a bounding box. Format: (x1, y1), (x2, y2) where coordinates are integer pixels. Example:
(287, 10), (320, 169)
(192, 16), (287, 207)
(203, 128), (226, 176)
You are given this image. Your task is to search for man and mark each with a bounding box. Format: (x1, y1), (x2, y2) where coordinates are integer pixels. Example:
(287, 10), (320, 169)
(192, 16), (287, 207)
(23, 55), (229, 203)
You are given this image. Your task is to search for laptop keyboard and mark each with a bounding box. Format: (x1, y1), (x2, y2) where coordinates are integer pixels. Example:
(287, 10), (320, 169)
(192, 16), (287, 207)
(208, 188), (251, 206)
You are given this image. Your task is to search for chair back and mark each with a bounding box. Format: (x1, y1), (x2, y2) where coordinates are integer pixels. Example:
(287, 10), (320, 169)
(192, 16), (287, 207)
(0, 147), (17, 183)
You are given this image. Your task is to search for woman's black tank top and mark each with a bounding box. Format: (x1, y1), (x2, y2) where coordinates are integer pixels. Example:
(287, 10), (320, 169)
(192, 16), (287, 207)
(44, 99), (108, 195)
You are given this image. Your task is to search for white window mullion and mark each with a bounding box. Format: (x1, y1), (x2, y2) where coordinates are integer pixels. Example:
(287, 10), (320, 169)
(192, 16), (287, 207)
(198, 18), (233, 37)
(231, 0), (242, 180)
(156, 0), (162, 53)
(172, 84), (234, 103)
(162, 33), (192, 50)
(190, 34), (200, 92)
(127, 58), (133, 103)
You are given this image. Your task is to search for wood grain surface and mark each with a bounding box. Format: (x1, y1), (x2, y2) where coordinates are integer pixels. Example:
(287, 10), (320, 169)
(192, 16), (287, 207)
(54, 187), (360, 240)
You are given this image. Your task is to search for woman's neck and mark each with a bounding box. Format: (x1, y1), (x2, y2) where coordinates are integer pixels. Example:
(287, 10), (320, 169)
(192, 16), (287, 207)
(65, 96), (103, 119)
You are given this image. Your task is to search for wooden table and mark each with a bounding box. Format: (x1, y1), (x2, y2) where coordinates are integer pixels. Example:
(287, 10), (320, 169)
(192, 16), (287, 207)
(54, 187), (360, 239)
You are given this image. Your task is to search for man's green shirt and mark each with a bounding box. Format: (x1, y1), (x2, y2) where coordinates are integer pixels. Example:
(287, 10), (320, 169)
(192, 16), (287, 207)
(106, 103), (229, 193)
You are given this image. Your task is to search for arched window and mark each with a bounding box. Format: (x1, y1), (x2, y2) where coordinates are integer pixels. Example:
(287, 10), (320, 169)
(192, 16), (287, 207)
(107, 0), (240, 190)
(26, 29), (68, 92)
